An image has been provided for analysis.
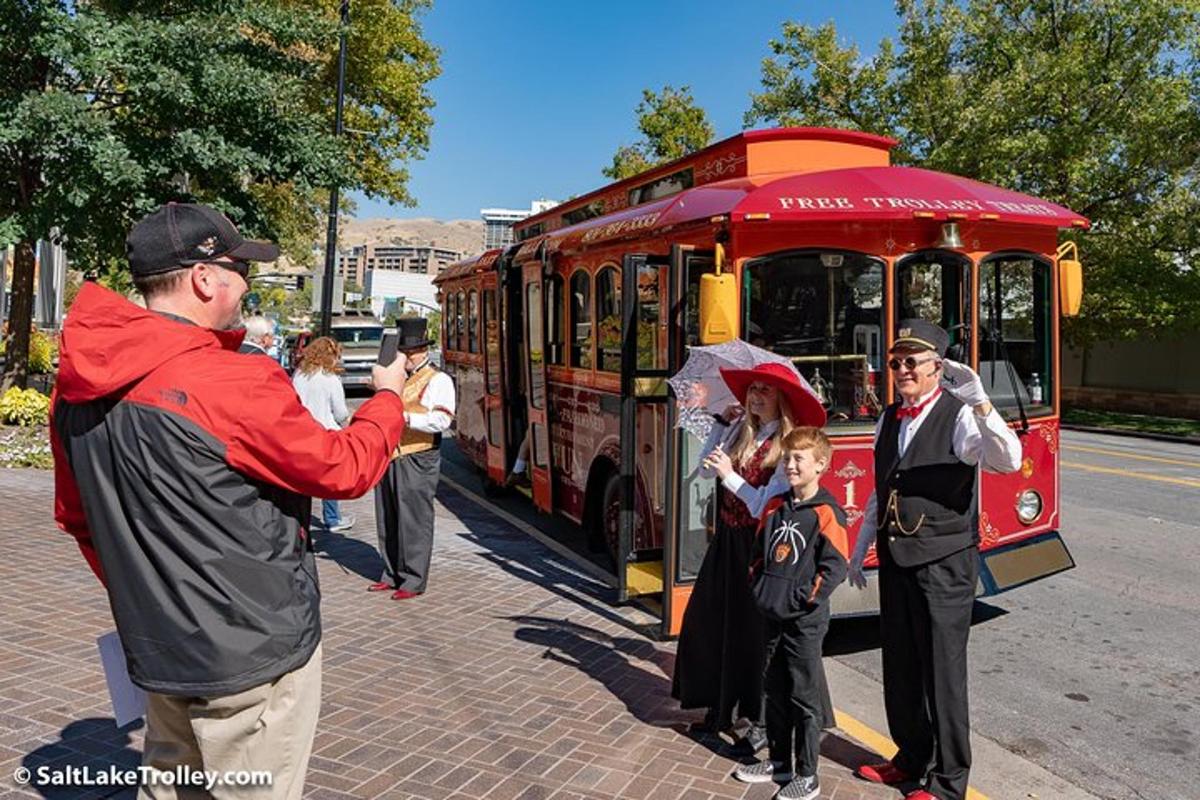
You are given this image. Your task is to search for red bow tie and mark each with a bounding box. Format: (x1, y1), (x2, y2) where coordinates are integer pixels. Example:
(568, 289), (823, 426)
(896, 389), (942, 420)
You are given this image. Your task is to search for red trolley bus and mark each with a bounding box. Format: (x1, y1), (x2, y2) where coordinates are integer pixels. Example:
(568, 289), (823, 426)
(434, 127), (1084, 637)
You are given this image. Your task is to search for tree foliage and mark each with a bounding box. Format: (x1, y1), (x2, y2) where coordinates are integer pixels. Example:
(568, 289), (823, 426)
(603, 85), (715, 180)
(746, 0), (1200, 343)
(0, 0), (439, 387)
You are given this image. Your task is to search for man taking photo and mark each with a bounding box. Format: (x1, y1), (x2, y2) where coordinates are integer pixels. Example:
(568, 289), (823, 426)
(51, 202), (409, 800)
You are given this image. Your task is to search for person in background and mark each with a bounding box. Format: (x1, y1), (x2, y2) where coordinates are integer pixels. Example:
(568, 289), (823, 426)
(370, 317), (456, 600)
(51, 202), (409, 800)
(293, 336), (355, 532)
(850, 319), (1022, 800)
(239, 315), (276, 358)
(505, 429), (532, 488)
(735, 426), (848, 800)
(672, 362), (826, 757)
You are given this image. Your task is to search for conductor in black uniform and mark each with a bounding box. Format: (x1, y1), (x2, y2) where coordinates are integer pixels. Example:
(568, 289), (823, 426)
(849, 319), (1022, 800)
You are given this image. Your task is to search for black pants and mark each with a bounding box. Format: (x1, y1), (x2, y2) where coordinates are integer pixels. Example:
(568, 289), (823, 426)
(373, 449), (440, 592)
(763, 611), (829, 778)
(879, 545), (978, 800)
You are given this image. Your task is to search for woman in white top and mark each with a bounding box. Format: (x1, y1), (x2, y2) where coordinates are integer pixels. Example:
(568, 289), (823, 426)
(293, 336), (353, 531)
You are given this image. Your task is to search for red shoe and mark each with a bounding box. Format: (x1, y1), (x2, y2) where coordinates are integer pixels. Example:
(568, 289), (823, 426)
(391, 589), (422, 601)
(904, 791), (937, 800)
(367, 581), (393, 592)
(855, 761), (911, 785)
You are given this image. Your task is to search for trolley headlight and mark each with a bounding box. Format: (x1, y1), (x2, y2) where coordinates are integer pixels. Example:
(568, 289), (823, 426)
(1016, 490), (1043, 524)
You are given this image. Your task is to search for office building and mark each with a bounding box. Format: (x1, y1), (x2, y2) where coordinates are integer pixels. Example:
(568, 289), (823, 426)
(337, 243), (462, 287)
(480, 199), (558, 250)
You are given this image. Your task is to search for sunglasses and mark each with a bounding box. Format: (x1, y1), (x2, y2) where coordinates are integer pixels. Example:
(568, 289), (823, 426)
(888, 355), (939, 371)
(211, 259), (251, 278)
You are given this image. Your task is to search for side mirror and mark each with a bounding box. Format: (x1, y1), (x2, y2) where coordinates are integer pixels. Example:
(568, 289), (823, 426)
(699, 244), (737, 344)
(1056, 241), (1083, 317)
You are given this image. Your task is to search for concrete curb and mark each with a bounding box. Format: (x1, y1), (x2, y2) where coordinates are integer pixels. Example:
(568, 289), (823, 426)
(823, 658), (1101, 800)
(1060, 423), (1200, 446)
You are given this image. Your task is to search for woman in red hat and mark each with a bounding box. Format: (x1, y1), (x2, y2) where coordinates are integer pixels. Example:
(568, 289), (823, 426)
(672, 362), (826, 752)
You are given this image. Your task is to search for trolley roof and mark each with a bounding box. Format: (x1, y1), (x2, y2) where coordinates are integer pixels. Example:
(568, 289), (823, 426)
(437, 127), (1089, 276)
(535, 165), (1089, 254)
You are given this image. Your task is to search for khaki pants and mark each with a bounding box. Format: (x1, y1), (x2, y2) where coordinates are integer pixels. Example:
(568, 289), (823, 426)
(138, 644), (322, 800)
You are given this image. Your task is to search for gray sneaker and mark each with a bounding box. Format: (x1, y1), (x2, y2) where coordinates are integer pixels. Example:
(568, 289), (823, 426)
(328, 515), (356, 532)
(777, 774), (819, 800)
(733, 760), (793, 784)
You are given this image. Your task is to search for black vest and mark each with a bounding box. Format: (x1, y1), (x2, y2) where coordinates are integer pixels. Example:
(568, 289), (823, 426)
(874, 393), (978, 567)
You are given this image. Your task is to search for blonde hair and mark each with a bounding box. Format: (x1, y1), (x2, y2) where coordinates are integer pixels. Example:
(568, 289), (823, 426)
(728, 392), (796, 470)
(781, 426), (832, 468)
(298, 336), (343, 376)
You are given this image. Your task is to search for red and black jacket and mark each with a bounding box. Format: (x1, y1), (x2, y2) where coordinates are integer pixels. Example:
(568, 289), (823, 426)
(52, 283), (406, 696)
(750, 487), (849, 622)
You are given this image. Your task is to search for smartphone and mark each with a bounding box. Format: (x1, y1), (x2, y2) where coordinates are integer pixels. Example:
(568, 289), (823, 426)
(378, 332), (400, 367)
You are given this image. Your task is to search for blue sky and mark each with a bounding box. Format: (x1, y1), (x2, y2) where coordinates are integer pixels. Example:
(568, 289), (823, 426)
(349, 1), (900, 221)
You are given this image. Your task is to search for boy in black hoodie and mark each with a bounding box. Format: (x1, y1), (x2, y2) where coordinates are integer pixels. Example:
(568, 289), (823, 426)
(734, 427), (849, 800)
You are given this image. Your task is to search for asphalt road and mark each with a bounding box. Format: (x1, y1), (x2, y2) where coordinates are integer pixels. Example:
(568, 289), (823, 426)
(833, 429), (1200, 800)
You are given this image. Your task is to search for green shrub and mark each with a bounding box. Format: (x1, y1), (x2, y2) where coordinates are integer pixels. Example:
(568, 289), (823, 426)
(0, 328), (58, 374)
(0, 387), (51, 427)
(28, 329), (57, 374)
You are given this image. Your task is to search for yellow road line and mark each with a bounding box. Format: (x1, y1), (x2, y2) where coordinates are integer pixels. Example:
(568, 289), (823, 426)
(1061, 460), (1200, 489)
(1064, 444), (1200, 469)
(834, 709), (990, 800)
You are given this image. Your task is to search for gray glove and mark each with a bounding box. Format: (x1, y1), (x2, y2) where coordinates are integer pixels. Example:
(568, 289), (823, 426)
(940, 358), (989, 408)
(848, 524), (875, 590)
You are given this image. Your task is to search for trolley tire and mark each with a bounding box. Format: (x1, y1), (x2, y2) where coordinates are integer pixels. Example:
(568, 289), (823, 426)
(599, 472), (621, 566)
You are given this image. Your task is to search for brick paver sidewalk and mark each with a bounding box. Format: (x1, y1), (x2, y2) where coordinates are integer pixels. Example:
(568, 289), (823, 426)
(0, 467), (899, 800)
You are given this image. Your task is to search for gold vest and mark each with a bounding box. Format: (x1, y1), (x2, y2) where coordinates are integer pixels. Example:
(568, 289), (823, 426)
(395, 365), (440, 458)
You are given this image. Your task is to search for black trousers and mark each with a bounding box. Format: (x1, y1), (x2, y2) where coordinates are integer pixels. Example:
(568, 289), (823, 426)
(763, 611), (830, 778)
(373, 449), (440, 592)
(879, 544), (978, 800)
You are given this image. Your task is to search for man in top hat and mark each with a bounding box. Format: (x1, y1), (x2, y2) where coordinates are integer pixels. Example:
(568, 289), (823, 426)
(849, 319), (1022, 800)
(370, 317), (456, 600)
(51, 202), (409, 799)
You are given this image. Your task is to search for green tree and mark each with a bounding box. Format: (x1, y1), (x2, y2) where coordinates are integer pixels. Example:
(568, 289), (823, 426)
(603, 85), (715, 180)
(425, 310), (442, 344)
(0, 0), (438, 389)
(746, 0), (1200, 343)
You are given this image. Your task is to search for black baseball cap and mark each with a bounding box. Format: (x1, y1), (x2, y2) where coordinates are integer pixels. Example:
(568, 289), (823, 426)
(892, 318), (949, 357)
(126, 202), (280, 277)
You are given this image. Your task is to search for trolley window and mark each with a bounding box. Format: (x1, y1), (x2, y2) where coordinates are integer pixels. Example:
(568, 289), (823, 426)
(744, 250), (885, 427)
(455, 290), (465, 353)
(596, 265), (622, 373)
(467, 290), (479, 354)
(979, 254), (1053, 417)
(484, 288), (500, 396)
(570, 270), (592, 369)
(895, 252), (972, 360)
(526, 280), (546, 411)
(547, 274), (565, 366)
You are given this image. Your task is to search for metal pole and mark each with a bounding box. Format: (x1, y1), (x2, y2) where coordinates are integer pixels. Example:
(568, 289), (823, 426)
(319, 0), (350, 338)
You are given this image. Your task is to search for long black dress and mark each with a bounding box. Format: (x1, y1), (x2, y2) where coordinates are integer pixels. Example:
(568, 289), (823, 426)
(671, 437), (774, 730)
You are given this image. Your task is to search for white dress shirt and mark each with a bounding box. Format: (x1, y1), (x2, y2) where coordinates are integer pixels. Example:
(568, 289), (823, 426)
(854, 388), (1023, 559)
(405, 360), (456, 434)
(696, 417), (790, 518)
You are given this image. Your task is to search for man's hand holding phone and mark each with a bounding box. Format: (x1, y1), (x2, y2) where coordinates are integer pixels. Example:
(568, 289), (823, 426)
(373, 332), (408, 395)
